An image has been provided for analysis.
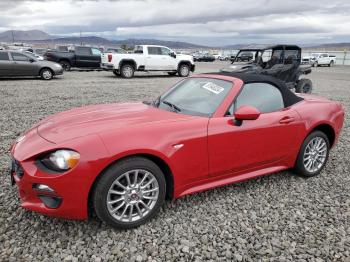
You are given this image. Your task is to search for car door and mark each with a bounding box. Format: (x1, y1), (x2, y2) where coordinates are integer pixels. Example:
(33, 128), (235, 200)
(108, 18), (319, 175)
(90, 48), (102, 67)
(145, 47), (164, 70)
(318, 54), (328, 65)
(75, 47), (93, 68)
(208, 82), (304, 178)
(160, 47), (177, 70)
(9, 52), (39, 76)
(0, 52), (12, 76)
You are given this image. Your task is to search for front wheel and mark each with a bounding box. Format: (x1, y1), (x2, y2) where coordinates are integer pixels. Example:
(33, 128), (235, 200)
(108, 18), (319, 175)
(296, 79), (313, 94)
(294, 131), (330, 177)
(40, 68), (53, 80)
(178, 64), (190, 77)
(113, 70), (119, 76)
(93, 157), (166, 229)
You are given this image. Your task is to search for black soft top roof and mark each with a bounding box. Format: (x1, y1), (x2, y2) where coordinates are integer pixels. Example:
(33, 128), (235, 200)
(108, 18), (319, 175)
(239, 44), (301, 51)
(206, 72), (304, 107)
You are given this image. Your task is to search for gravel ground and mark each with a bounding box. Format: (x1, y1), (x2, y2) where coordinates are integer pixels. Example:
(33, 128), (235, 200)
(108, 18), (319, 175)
(0, 62), (349, 261)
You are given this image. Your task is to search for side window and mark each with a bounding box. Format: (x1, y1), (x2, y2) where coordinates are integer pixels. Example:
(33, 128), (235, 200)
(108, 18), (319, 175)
(228, 83), (284, 115)
(91, 48), (101, 55)
(0, 52), (9, 61)
(75, 47), (91, 56)
(147, 47), (161, 55)
(11, 53), (30, 62)
(160, 47), (171, 56)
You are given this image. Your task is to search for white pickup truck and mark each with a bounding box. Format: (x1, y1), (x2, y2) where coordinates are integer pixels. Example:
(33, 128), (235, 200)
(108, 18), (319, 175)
(311, 53), (336, 67)
(100, 45), (195, 78)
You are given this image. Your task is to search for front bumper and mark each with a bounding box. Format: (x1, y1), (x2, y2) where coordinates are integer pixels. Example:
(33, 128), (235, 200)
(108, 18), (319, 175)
(53, 67), (64, 75)
(9, 131), (109, 220)
(191, 64), (196, 72)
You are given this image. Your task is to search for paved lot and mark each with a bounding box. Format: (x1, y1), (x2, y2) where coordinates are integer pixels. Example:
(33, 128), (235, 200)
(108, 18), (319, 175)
(0, 62), (349, 261)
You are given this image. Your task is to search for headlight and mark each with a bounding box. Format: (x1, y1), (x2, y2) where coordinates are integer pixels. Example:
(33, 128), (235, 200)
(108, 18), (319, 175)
(41, 150), (80, 172)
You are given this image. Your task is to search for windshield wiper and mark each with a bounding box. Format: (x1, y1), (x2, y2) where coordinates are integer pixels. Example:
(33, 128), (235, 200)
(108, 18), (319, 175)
(162, 100), (181, 112)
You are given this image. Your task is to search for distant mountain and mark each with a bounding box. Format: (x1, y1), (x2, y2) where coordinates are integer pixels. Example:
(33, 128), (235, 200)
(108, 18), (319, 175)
(0, 30), (52, 42)
(305, 43), (350, 51)
(111, 38), (208, 49)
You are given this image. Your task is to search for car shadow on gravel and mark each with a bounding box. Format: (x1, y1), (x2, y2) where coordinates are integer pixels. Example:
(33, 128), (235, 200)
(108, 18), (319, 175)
(0, 77), (64, 81)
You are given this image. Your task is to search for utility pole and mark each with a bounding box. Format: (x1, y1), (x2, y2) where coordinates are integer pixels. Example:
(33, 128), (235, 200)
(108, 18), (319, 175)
(11, 30), (15, 43)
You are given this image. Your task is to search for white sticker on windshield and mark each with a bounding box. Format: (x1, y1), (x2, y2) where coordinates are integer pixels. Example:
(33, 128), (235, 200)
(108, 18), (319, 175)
(202, 82), (225, 94)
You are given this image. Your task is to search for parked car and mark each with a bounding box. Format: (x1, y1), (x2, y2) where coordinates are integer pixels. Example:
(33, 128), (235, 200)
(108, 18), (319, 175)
(311, 53), (336, 67)
(231, 52), (254, 63)
(194, 53), (215, 62)
(9, 73), (344, 229)
(0, 50), (63, 80)
(44, 46), (102, 71)
(301, 56), (317, 67)
(222, 45), (313, 93)
(101, 45), (195, 78)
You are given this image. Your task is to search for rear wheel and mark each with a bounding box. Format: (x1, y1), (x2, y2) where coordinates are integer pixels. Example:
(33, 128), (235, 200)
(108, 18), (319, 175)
(120, 64), (134, 78)
(294, 131), (330, 177)
(296, 78), (313, 94)
(329, 61), (334, 67)
(40, 68), (53, 80)
(178, 64), (190, 77)
(93, 157), (166, 229)
(59, 60), (71, 71)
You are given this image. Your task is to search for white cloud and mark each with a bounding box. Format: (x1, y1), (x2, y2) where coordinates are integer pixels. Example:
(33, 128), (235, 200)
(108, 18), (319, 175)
(0, 0), (349, 45)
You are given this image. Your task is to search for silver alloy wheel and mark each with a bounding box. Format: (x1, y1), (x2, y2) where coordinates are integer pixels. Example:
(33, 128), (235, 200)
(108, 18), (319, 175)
(122, 65), (133, 78)
(180, 65), (189, 76)
(42, 70), (52, 80)
(107, 169), (159, 223)
(303, 137), (328, 173)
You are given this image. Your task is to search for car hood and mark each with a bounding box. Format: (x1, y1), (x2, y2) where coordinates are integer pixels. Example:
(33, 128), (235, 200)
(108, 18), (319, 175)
(37, 102), (192, 144)
(177, 54), (194, 62)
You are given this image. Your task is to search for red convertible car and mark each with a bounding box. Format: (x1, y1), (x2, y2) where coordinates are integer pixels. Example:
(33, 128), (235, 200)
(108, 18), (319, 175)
(9, 73), (344, 229)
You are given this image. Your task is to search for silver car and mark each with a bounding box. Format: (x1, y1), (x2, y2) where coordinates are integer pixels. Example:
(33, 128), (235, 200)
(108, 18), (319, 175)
(0, 51), (63, 80)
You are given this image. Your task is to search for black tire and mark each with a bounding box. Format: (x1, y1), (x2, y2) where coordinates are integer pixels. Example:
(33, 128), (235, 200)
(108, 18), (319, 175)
(178, 64), (190, 77)
(120, 63), (134, 78)
(296, 78), (313, 94)
(59, 60), (71, 71)
(113, 70), (119, 76)
(294, 131), (330, 177)
(329, 61), (334, 67)
(40, 68), (53, 80)
(167, 72), (177, 76)
(92, 157), (166, 229)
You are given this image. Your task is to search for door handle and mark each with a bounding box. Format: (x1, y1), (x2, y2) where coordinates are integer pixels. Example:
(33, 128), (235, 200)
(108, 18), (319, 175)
(279, 116), (295, 124)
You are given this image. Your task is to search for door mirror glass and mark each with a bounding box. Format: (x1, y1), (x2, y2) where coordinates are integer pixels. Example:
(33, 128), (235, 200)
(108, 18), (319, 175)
(170, 52), (176, 58)
(29, 58), (35, 63)
(234, 106), (261, 121)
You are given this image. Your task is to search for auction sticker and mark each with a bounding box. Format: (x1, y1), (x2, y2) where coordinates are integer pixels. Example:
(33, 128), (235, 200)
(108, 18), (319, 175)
(202, 82), (225, 94)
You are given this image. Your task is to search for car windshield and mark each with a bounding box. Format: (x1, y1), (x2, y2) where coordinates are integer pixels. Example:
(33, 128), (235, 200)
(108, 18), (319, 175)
(156, 77), (233, 117)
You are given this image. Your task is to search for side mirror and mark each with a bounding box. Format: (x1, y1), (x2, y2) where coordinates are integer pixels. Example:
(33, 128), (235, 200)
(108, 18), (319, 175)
(29, 58), (35, 63)
(170, 52), (176, 58)
(233, 106), (260, 125)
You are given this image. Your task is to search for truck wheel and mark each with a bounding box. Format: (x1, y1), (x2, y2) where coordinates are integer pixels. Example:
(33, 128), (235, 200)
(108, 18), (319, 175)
(178, 64), (190, 77)
(40, 68), (53, 80)
(113, 70), (119, 76)
(313, 62), (318, 67)
(59, 60), (71, 71)
(329, 61), (334, 67)
(120, 64), (134, 78)
(296, 79), (313, 94)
